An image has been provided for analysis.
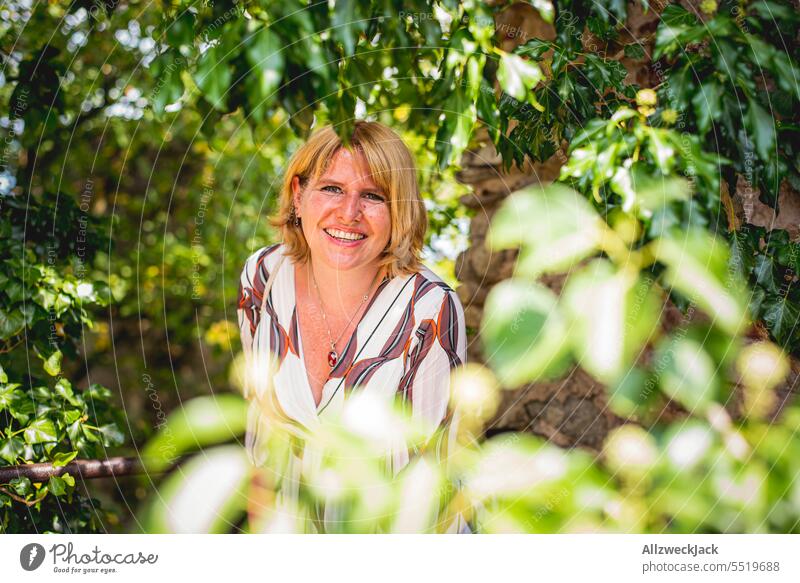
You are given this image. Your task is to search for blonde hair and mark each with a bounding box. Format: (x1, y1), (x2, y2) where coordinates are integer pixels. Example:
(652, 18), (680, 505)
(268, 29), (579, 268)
(269, 121), (427, 278)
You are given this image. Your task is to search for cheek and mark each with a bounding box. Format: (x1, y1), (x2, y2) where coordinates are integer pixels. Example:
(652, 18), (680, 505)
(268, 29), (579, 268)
(373, 215), (392, 244)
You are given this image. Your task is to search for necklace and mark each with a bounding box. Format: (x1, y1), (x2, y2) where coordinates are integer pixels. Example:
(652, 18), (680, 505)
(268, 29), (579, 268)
(308, 262), (384, 368)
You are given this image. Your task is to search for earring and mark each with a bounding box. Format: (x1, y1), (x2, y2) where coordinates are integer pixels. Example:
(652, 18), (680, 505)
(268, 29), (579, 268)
(289, 205), (301, 227)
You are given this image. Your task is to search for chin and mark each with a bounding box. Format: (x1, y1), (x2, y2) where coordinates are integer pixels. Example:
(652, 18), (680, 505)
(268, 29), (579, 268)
(316, 248), (378, 271)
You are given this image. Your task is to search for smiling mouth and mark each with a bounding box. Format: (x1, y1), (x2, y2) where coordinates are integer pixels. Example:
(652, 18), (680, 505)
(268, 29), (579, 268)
(323, 228), (367, 242)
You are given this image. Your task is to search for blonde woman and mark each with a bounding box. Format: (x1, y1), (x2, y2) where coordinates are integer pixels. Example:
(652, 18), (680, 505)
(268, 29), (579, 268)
(237, 121), (467, 531)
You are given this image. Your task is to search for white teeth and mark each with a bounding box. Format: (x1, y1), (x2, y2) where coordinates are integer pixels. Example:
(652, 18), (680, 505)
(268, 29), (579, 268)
(325, 228), (366, 241)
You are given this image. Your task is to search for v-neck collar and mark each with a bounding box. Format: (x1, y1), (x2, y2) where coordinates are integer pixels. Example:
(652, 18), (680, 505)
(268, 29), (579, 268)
(285, 248), (397, 414)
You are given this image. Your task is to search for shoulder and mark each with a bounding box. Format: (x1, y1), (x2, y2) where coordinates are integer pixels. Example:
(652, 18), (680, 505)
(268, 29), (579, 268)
(240, 243), (284, 281)
(407, 264), (464, 317)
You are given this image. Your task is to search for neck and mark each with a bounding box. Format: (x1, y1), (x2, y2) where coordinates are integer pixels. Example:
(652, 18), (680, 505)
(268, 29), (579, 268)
(307, 258), (383, 313)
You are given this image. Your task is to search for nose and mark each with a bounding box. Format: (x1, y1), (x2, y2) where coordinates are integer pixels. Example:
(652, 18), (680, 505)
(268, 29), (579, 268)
(336, 191), (362, 223)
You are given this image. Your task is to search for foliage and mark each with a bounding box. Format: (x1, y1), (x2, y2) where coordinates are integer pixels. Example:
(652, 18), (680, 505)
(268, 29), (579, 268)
(0, 194), (124, 532)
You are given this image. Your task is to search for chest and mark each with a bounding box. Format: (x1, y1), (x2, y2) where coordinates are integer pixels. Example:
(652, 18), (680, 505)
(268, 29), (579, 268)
(294, 300), (361, 406)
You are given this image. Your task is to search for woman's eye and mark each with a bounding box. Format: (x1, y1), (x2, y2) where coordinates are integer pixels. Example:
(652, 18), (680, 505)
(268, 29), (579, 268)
(364, 192), (385, 202)
(322, 185), (342, 193)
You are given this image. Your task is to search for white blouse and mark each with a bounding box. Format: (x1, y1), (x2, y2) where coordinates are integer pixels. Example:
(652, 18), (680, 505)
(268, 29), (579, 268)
(237, 243), (468, 477)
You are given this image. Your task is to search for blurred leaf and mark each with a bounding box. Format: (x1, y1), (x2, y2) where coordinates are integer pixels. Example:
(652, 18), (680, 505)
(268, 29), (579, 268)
(244, 26), (284, 121)
(141, 445), (250, 533)
(608, 367), (655, 417)
(654, 230), (747, 334)
(391, 458), (442, 533)
(655, 336), (720, 413)
(194, 45), (232, 110)
(481, 279), (571, 387)
(692, 81), (722, 134)
(141, 394), (248, 472)
(562, 261), (661, 383)
(529, 0), (554, 23)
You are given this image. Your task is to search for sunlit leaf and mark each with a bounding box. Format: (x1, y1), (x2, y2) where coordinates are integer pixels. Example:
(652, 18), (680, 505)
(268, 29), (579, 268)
(42, 350), (62, 377)
(498, 52), (542, 100)
(489, 184), (605, 276)
(24, 418), (58, 444)
(142, 445), (250, 533)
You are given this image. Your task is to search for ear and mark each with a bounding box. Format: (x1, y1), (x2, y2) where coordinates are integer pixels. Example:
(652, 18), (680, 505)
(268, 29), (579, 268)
(290, 175), (303, 214)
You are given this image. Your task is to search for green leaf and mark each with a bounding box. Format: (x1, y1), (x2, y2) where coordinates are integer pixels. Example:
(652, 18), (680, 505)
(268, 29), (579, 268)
(435, 80), (476, 170)
(54, 377), (78, 405)
(653, 5), (701, 60)
(194, 45), (232, 111)
(692, 81), (722, 134)
(0, 363), (7, 383)
(7, 390), (34, 425)
(24, 418), (58, 444)
(655, 336), (719, 413)
(0, 309), (25, 340)
(51, 450), (78, 467)
(42, 350), (62, 377)
(98, 424), (125, 447)
(10, 476), (32, 497)
(746, 98), (777, 162)
(480, 279), (571, 387)
(150, 52), (185, 116)
(244, 26), (284, 120)
(48, 475), (67, 497)
(498, 52), (542, 101)
(332, 0), (361, 58)
(489, 184), (605, 276)
(0, 437), (25, 464)
(624, 43), (646, 59)
(63, 409), (82, 424)
(629, 170), (691, 218)
(0, 383), (17, 411)
(61, 472), (75, 487)
(762, 297), (800, 345)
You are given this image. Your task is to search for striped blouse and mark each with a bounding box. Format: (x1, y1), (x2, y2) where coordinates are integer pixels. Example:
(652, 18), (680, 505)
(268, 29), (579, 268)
(237, 242), (468, 476)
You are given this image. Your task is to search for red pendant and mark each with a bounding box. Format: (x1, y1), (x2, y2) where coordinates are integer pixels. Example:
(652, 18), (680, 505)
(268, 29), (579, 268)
(327, 350), (338, 368)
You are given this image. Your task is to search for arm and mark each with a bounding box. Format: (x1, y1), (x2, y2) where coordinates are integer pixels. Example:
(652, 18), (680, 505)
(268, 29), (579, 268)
(237, 247), (267, 361)
(398, 288), (470, 533)
(400, 288), (467, 454)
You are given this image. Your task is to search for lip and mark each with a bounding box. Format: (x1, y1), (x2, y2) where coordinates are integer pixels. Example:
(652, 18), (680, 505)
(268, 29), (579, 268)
(323, 228), (368, 247)
(324, 226), (367, 236)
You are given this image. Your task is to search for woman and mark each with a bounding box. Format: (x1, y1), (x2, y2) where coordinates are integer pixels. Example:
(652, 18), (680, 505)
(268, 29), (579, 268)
(237, 121), (467, 531)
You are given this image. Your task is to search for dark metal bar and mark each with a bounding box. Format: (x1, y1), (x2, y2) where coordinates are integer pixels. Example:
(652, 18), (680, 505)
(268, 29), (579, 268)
(0, 456), (148, 483)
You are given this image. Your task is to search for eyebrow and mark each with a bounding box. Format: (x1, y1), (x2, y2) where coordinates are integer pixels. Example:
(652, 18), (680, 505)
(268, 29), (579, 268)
(319, 179), (384, 194)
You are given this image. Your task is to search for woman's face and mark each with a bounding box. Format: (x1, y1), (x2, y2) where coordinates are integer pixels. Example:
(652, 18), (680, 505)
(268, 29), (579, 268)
(292, 148), (391, 274)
